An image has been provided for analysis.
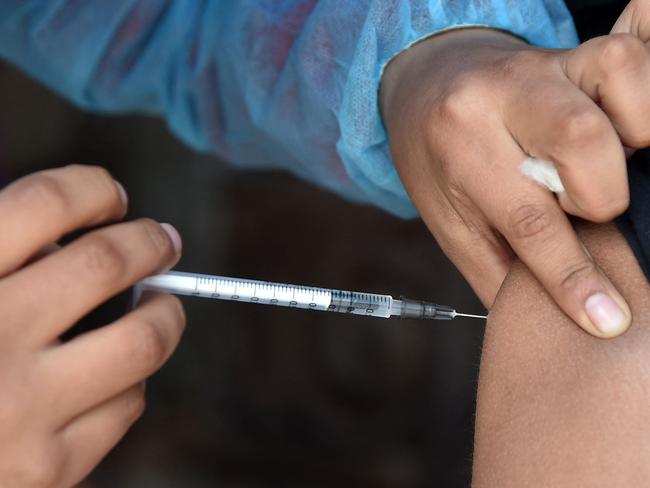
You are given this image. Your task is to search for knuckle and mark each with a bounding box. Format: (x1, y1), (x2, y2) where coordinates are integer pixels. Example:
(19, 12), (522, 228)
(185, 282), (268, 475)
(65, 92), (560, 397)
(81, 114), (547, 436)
(507, 203), (556, 242)
(127, 316), (168, 368)
(599, 34), (647, 72)
(510, 49), (544, 66)
(553, 104), (607, 151)
(79, 233), (126, 283)
(433, 91), (466, 124)
(557, 260), (598, 292)
(434, 75), (484, 123)
(497, 49), (546, 78)
(15, 172), (69, 216)
(137, 218), (175, 261)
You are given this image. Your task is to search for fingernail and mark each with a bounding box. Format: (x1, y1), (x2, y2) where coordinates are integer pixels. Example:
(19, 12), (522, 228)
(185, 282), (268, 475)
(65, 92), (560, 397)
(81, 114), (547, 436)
(114, 180), (128, 207)
(160, 223), (182, 255)
(585, 292), (628, 335)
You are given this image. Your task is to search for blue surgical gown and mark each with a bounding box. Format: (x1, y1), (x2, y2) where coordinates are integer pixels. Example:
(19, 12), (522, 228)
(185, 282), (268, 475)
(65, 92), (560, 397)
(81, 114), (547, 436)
(0, 1), (578, 217)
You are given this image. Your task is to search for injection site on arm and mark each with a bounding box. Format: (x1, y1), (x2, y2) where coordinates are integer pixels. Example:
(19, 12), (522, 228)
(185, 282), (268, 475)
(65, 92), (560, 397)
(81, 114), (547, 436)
(474, 223), (650, 487)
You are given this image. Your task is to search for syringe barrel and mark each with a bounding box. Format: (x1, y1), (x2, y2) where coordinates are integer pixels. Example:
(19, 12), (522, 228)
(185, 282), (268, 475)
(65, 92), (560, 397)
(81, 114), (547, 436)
(328, 290), (392, 318)
(140, 271), (394, 318)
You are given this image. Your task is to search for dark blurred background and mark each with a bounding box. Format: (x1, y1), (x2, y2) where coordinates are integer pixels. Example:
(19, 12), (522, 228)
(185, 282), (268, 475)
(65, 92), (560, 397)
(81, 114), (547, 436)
(0, 61), (484, 487)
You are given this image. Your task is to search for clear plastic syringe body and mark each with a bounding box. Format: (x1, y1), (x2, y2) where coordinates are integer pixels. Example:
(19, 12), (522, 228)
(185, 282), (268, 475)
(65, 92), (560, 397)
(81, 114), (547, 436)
(138, 271), (461, 320)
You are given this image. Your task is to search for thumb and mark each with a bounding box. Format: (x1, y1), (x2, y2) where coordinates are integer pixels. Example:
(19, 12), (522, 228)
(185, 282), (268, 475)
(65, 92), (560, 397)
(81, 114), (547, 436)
(611, 1), (650, 39)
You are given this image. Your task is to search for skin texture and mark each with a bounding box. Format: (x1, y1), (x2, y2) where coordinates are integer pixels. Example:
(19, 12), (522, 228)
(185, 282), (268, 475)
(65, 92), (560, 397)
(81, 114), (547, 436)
(380, 0), (650, 338)
(473, 223), (650, 487)
(0, 165), (186, 487)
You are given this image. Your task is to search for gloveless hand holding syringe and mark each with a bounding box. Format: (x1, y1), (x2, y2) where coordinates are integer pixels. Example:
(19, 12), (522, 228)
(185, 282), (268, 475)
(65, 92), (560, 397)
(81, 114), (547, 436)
(137, 271), (487, 321)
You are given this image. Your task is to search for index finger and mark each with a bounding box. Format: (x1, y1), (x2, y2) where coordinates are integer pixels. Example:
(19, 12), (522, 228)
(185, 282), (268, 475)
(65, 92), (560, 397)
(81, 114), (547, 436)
(0, 218), (181, 348)
(505, 73), (629, 222)
(0, 165), (127, 276)
(482, 175), (631, 337)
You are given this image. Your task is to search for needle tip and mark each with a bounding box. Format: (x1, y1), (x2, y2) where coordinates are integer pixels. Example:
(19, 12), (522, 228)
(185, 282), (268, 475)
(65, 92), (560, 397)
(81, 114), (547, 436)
(454, 312), (488, 320)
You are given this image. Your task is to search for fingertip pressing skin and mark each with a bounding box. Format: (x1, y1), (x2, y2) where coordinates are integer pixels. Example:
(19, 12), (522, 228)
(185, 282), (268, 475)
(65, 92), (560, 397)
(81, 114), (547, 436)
(584, 288), (631, 337)
(518, 158), (632, 338)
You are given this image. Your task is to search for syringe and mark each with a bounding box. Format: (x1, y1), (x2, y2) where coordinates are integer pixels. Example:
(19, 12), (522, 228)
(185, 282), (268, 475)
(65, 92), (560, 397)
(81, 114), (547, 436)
(137, 271), (486, 321)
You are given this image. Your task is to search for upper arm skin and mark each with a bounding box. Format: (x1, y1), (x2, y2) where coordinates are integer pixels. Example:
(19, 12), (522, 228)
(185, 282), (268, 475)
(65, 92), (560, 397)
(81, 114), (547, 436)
(473, 223), (650, 487)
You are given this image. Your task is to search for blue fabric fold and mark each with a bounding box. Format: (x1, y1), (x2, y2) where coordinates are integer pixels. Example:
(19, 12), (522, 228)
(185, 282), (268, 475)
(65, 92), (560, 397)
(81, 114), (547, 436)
(0, 0), (578, 217)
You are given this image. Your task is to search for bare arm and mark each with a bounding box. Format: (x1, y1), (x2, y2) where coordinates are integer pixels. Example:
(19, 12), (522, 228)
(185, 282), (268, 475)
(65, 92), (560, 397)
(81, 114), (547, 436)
(473, 223), (650, 487)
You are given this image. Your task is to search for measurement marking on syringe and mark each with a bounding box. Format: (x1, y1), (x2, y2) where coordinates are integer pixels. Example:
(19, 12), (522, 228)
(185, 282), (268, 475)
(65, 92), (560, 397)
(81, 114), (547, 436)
(191, 277), (199, 296)
(211, 277), (219, 297)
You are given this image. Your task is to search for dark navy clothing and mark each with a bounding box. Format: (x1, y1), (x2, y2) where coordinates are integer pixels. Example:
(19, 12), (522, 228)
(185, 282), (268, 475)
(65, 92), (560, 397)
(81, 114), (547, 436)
(617, 154), (650, 280)
(566, 0), (650, 281)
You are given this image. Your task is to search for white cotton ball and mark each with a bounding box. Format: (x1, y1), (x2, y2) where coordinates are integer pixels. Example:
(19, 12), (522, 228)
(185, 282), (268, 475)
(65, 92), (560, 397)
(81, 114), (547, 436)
(520, 157), (565, 193)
